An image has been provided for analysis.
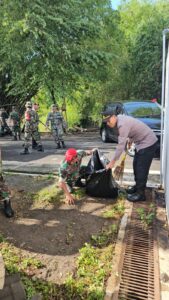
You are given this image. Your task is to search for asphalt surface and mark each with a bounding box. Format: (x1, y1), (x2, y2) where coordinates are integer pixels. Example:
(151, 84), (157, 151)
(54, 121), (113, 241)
(1, 132), (160, 185)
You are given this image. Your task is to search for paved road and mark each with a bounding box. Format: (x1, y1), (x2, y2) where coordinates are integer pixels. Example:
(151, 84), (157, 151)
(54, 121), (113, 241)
(1, 132), (160, 185)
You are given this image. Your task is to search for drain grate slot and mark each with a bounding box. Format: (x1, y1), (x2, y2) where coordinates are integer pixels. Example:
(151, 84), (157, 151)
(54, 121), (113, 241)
(118, 202), (160, 300)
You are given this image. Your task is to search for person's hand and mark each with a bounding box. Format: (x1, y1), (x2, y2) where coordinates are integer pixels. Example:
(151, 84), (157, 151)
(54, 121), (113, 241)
(106, 160), (115, 170)
(66, 194), (75, 205)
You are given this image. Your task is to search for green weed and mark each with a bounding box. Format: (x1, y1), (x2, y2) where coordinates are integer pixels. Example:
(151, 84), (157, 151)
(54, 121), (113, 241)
(136, 203), (156, 228)
(65, 242), (113, 300)
(91, 224), (118, 247)
(33, 184), (64, 204)
(103, 200), (125, 219)
(46, 173), (54, 180)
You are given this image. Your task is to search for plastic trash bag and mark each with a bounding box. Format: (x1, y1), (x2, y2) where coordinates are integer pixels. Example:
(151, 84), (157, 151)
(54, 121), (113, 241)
(85, 149), (118, 198)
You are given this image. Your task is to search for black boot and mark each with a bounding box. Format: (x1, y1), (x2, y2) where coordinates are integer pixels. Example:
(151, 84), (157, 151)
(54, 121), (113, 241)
(3, 199), (14, 218)
(56, 142), (61, 149)
(127, 192), (146, 202)
(126, 185), (137, 194)
(37, 144), (44, 152)
(61, 141), (66, 148)
(20, 147), (29, 155)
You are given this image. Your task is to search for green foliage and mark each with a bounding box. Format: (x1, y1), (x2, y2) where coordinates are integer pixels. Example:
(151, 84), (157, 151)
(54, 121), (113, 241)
(0, 241), (43, 274)
(33, 183), (64, 204)
(102, 200), (125, 219)
(91, 224), (118, 247)
(136, 203), (156, 228)
(0, 0), (113, 104)
(65, 242), (113, 300)
(1, 0), (169, 124)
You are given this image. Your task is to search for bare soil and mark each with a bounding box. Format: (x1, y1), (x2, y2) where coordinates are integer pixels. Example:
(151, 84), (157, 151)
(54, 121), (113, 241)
(0, 174), (116, 284)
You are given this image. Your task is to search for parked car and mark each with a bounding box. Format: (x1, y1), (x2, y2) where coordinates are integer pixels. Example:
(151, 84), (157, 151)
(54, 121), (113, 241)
(100, 101), (161, 157)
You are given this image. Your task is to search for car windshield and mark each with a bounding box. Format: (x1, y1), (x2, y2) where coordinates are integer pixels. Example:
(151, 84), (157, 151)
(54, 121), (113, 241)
(124, 102), (161, 118)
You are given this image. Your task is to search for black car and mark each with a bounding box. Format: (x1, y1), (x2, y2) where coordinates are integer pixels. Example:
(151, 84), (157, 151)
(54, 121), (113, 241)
(100, 101), (161, 156)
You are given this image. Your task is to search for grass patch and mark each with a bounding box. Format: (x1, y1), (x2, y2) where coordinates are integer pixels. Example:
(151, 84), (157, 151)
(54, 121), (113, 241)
(33, 184), (64, 205)
(102, 200), (125, 219)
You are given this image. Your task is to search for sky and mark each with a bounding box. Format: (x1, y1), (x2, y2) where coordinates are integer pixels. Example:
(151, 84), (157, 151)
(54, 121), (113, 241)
(111, 0), (121, 10)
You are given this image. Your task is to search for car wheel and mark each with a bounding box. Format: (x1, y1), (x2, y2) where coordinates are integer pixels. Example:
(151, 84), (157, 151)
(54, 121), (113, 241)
(101, 128), (109, 143)
(126, 142), (135, 157)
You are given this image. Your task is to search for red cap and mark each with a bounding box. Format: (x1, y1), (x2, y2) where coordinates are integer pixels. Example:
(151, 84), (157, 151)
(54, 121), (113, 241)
(65, 148), (77, 162)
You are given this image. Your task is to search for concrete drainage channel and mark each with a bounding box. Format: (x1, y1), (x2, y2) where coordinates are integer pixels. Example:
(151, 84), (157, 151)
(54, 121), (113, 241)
(105, 189), (163, 300)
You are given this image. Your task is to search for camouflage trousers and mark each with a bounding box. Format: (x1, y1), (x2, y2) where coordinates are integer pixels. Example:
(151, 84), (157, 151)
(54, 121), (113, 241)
(0, 182), (10, 203)
(51, 126), (64, 143)
(23, 127), (41, 148)
(12, 125), (21, 139)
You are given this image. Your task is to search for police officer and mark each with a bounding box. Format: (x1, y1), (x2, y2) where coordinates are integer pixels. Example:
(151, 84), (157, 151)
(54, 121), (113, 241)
(0, 175), (14, 218)
(9, 106), (21, 140)
(20, 101), (44, 154)
(58, 148), (94, 204)
(103, 109), (158, 202)
(46, 104), (66, 149)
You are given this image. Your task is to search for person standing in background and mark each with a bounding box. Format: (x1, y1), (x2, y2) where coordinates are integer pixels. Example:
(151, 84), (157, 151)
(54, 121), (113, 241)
(20, 101), (44, 154)
(9, 106), (21, 140)
(46, 104), (67, 149)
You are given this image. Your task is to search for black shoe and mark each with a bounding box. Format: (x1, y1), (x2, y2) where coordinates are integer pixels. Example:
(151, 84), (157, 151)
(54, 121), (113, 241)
(12, 136), (17, 141)
(127, 192), (146, 202)
(61, 141), (66, 149)
(37, 145), (44, 152)
(126, 185), (137, 194)
(3, 199), (14, 218)
(20, 148), (29, 155)
(56, 142), (61, 149)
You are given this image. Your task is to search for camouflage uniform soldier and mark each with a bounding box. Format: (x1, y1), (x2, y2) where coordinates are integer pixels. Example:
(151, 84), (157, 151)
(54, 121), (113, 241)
(58, 148), (94, 204)
(0, 175), (14, 218)
(9, 106), (21, 140)
(20, 101), (44, 155)
(32, 103), (40, 149)
(0, 108), (11, 136)
(46, 104), (66, 149)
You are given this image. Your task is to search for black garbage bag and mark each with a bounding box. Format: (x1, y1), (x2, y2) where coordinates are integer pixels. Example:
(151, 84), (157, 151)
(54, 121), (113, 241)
(85, 149), (118, 198)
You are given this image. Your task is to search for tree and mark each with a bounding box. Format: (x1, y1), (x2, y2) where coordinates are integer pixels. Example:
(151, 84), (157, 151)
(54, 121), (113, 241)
(0, 0), (113, 108)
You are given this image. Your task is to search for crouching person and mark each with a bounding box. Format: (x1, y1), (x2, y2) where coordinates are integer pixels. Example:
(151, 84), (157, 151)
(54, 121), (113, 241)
(58, 148), (94, 205)
(0, 175), (14, 218)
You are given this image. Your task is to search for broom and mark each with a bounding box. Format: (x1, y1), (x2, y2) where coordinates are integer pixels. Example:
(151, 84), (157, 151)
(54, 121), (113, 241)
(113, 151), (127, 182)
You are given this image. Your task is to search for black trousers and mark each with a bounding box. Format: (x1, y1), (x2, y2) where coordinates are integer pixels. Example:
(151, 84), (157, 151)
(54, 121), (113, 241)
(133, 142), (158, 192)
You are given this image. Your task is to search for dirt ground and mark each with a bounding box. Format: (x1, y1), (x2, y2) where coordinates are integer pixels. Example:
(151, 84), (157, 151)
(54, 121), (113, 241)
(0, 174), (117, 284)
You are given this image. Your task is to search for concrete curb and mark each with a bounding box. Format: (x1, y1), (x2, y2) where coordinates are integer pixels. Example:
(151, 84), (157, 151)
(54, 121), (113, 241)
(3, 167), (161, 183)
(104, 201), (133, 300)
(156, 189), (169, 300)
(0, 253), (5, 290)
